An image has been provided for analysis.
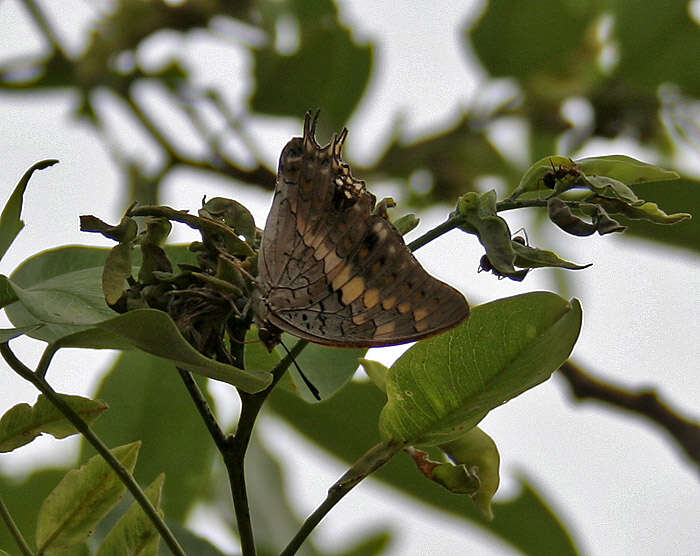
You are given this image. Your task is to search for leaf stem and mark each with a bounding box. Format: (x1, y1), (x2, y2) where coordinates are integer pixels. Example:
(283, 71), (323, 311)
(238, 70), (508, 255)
(407, 196), (600, 254)
(0, 493), (34, 556)
(407, 213), (464, 252)
(0, 342), (186, 556)
(281, 439), (405, 555)
(177, 367), (228, 452)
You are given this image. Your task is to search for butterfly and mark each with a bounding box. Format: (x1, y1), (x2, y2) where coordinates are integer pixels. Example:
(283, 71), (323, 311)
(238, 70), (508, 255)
(255, 111), (469, 349)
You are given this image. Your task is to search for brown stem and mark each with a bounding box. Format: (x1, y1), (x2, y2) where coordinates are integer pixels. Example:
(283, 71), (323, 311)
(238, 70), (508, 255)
(0, 342), (186, 556)
(559, 360), (700, 470)
(176, 339), (308, 556)
(281, 440), (405, 555)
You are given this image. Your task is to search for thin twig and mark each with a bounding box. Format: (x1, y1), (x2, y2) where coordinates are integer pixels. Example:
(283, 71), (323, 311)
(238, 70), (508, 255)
(0, 342), (186, 556)
(0, 493), (34, 556)
(177, 367), (228, 451)
(35, 343), (59, 379)
(407, 213), (464, 252)
(281, 439), (405, 556)
(559, 360), (700, 470)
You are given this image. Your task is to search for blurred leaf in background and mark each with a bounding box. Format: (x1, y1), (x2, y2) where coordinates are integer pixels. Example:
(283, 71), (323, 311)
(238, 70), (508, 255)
(1, 0), (697, 555)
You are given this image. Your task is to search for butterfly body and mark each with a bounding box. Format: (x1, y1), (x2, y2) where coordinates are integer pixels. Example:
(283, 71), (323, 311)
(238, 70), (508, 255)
(256, 112), (469, 348)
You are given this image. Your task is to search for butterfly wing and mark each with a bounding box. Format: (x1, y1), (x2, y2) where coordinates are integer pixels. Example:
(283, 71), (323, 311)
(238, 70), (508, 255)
(258, 112), (469, 347)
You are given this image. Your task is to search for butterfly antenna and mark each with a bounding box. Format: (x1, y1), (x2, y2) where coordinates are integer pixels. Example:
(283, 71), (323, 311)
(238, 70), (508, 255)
(334, 127), (348, 157)
(279, 340), (321, 400)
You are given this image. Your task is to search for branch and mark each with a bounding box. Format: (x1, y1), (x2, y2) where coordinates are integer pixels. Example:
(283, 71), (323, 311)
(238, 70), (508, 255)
(177, 367), (228, 452)
(559, 360), (700, 470)
(407, 213), (464, 252)
(0, 342), (186, 556)
(0, 493), (34, 556)
(221, 339), (309, 556)
(281, 439), (405, 556)
(20, 0), (65, 55)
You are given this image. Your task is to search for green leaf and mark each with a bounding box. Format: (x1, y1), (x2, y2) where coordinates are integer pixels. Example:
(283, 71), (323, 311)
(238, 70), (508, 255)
(245, 328), (366, 401)
(468, 0), (598, 89)
(512, 241), (591, 270)
(0, 274), (18, 308)
(456, 191), (518, 276)
(359, 359), (389, 393)
(199, 197), (256, 245)
(5, 265), (121, 345)
(267, 382), (580, 555)
(581, 175), (640, 204)
(379, 292), (582, 445)
(93, 309), (271, 392)
(36, 442), (141, 554)
(392, 213), (420, 236)
(0, 324), (42, 342)
(251, 0), (372, 132)
(613, 0), (700, 94)
(9, 266), (114, 324)
(82, 351), (216, 521)
(576, 155), (679, 185)
(102, 244), (133, 306)
(8, 247), (112, 293)
(439, 427), (501, 520)
(594, 196), (691, 225)
(5, 249), (270, 391)
(279, 335), (366, 402)
(407, 446), (480, 498)
(491, 477), (580, 556)
(515, 155), (680, 200)
(97, 474), (164, 556)
(0, 159), (58, 262)
(623, 178), (699, 251)
(0, 394), (108, 453)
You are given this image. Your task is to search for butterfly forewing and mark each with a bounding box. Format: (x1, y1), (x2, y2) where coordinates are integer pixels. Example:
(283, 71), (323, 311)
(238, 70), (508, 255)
(257, 112), (469, 347)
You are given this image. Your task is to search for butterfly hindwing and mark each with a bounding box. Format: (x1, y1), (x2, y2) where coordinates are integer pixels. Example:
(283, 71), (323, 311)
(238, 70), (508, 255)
(257, 112), (469, 347)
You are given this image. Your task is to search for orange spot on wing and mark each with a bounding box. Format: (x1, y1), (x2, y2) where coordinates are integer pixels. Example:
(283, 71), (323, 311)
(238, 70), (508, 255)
(363, 288), (380, 308)
(374, 322), (396, 337)
(413, 307), (429, 321)
(341, 276), (365, 304)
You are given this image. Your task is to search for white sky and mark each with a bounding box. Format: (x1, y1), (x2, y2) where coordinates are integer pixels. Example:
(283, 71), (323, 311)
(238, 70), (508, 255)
(1, 1), (699, 555)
